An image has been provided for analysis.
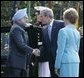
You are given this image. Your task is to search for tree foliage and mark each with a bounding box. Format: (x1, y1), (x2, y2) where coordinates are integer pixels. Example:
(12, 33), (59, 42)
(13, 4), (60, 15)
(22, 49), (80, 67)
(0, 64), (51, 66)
(1, 1), (83, 27)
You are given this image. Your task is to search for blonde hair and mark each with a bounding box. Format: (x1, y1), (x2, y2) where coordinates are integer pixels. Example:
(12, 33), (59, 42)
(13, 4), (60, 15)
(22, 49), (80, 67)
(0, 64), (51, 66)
(63, 8), (79, 24)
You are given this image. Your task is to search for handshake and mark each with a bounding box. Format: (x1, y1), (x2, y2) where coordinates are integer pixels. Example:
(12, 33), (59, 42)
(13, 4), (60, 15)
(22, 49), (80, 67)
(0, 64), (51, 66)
(32, 48), (40, 56)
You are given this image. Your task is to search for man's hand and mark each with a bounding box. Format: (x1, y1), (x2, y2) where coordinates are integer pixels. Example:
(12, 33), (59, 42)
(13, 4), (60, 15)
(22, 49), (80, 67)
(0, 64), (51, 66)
(32, 49), (40, 56)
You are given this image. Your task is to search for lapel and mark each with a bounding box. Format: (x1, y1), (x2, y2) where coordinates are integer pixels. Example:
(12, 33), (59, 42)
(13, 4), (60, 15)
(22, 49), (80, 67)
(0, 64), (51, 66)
(45, 20), (58, 44)
(21, 30), (27, 43)
(45, 26), (51, 43)
(51, 21), (58, 43)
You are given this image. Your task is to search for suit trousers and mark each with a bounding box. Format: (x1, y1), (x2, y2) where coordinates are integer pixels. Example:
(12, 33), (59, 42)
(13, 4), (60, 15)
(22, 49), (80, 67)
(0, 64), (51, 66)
(7, 67), (27, 77)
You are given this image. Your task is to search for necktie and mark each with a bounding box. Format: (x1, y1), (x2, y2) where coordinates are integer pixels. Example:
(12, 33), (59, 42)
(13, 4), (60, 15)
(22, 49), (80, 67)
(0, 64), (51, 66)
(48, 25), (52, 40)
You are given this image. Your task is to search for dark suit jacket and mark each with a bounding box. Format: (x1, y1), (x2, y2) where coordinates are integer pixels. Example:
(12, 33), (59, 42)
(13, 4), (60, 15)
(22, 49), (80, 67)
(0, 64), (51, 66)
(7, 24), (33, 70)
(39, 20), (65, 67)
(79, 37), (83, 77)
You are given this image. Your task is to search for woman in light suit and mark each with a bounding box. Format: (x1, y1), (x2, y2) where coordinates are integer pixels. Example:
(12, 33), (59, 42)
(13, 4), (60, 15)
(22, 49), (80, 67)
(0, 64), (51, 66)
(54, 8), (80, 77)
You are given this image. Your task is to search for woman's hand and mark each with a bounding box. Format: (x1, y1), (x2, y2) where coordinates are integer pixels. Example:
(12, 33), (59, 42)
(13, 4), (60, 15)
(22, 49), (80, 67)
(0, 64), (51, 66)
(55, 68), (60, 76)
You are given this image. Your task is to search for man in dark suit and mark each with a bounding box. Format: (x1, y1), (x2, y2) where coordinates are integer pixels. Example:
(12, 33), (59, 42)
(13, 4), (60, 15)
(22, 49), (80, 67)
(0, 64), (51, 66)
(7, 8), (40, 77)
(38, 8), (65, 77)
(78, 26), (83, 77)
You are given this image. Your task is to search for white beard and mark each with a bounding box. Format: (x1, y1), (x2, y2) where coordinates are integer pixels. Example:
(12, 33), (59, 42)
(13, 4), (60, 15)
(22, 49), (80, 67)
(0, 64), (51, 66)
(25, 23), (32, 27)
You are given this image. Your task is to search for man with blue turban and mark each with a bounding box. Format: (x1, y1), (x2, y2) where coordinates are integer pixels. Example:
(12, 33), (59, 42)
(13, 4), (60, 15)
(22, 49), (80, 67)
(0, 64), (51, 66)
(7, 8), (40, 77)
